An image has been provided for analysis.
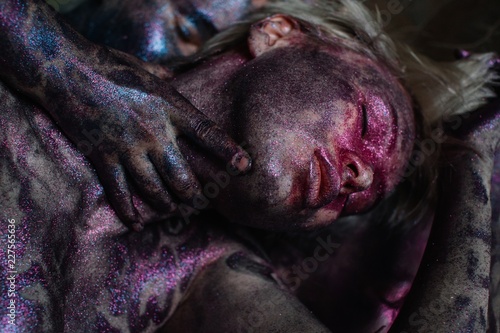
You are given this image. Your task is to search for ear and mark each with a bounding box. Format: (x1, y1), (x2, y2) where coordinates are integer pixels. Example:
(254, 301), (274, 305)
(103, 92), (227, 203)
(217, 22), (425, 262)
(248, 14), (301, 57)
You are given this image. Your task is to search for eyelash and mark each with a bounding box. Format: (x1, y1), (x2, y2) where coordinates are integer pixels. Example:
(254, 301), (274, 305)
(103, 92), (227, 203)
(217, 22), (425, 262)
(361, 104), (368, 137)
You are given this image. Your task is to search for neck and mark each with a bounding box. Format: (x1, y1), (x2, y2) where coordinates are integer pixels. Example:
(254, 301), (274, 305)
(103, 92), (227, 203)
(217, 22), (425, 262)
(170, 49), (251, 133)
(168, 49), (252, 187)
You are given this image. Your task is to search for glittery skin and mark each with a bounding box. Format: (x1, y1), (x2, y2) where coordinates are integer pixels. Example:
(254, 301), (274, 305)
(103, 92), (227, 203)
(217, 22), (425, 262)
(0, 7), (413, 332)
(0, 1), (282, 332)
(2, 1), (500, 333)
(0, 0), (251, 230)
(172, 32), (415, 230)
(0, 2), (330, 332)
(0, 86), (329, 333)
(243, 90), (498, 333)
(0, 78), (239, 332)
(390, 91), (500, 332)
(171, 27), (499, 331)
(491, 148), (500, 331)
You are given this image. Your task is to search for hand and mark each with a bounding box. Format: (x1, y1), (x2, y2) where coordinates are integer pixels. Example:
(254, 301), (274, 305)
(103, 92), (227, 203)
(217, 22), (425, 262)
(55, 49), (251, 230)
(0, 0), (247, 230)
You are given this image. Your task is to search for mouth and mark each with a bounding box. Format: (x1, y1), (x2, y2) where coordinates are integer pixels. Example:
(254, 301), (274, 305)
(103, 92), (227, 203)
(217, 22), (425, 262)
(306, 149), (341, 209)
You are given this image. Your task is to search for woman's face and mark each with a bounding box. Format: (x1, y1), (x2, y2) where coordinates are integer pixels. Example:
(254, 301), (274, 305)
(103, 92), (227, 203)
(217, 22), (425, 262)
(214, 44), (415, 230)
(86, 0), (254, 61)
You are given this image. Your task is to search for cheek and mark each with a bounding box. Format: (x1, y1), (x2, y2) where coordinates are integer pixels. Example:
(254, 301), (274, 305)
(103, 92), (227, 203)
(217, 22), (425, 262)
(227, 129), (318, 210)
(345, 148), (410, 215)
(246, 132), (310, 195)
(344, 147), (402, 215)
(345, 182), (381, 214)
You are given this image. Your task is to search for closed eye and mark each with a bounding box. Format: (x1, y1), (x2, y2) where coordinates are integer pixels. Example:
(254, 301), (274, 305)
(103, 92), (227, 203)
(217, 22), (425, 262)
(361, 104), (368, 137)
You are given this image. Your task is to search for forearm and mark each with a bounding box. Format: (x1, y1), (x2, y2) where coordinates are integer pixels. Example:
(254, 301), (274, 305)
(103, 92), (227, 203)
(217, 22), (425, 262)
(0, 1), (249, 229)
(163, 250), (331, 333)
(1, 0), (174, 127)
(0, 0), (98, 107)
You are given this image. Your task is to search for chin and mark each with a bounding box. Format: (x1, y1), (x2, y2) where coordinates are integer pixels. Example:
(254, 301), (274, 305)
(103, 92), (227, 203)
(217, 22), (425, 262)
(220, 189), (350, 231)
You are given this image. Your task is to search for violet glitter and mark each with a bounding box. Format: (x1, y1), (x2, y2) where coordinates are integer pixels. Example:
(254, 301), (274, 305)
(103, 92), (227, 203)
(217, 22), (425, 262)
(0, 83), (232, 332)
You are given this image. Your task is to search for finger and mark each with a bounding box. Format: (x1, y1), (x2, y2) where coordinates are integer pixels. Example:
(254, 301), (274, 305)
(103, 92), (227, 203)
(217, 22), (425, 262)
(122, 153), (177, 214)
(94, 160), (143, 231)
(149, 142), (203, 205)
(169, 97), (252, 174)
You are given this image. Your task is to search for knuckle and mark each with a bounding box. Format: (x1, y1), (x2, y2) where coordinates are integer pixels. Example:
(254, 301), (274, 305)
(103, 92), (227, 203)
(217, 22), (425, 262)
(152, 184), (171, 200)
(174, 177), (201, 199)
(143, 183), (160, 197)
(120, 208), (136, 222)
(193, 119), (217, 140)
(174, 178), (195, 193)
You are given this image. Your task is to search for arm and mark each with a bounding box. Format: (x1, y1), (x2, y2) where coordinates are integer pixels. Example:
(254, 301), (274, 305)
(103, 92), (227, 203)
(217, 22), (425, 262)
(162, 251), (331, 333)
(0, 0), (251, 229)
(391, 95), (500, 332)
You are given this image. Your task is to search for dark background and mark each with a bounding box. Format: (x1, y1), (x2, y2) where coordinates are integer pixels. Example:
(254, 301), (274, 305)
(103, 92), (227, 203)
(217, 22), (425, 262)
(367, 0), (500, 60)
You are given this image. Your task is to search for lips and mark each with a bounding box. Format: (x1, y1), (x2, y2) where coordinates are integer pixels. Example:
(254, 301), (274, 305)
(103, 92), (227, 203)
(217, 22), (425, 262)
(306, 149), (341, 209)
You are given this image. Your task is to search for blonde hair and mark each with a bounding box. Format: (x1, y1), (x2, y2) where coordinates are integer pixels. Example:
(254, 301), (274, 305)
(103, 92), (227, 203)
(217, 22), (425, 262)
(199, 0), (497, 124)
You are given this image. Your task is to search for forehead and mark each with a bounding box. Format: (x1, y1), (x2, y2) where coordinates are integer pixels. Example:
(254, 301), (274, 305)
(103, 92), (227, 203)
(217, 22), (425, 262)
(252, 45), (410, 111)
(312, 45), (404, 98)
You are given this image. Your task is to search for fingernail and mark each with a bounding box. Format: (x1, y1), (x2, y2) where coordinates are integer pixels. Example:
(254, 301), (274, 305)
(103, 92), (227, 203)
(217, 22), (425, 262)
(231, 152), (252, 174)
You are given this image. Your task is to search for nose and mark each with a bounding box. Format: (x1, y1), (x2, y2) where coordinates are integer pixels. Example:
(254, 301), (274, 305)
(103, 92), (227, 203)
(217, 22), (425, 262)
(340, 152), (373, 195)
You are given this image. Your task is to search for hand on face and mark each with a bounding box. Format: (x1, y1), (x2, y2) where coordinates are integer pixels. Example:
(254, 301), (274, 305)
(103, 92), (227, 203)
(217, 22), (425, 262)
(54, 48), (251, 231)
(209, 15), (415, 230)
